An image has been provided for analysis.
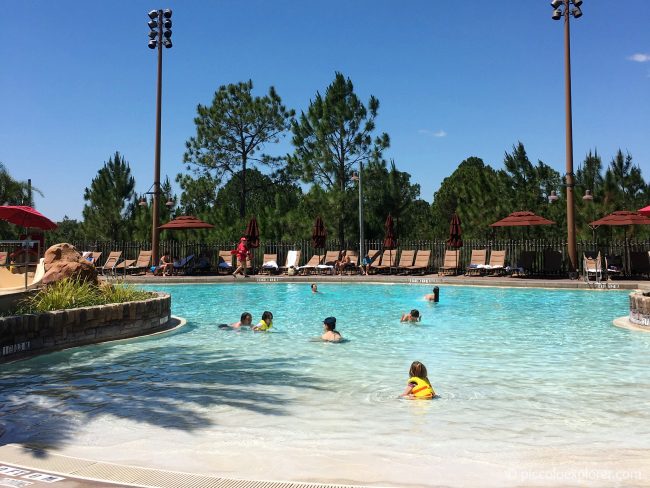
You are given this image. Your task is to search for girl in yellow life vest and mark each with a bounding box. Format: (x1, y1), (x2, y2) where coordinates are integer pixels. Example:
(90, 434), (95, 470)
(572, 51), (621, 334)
(253, 311), (273, 331)
(400, 361), (435, 399)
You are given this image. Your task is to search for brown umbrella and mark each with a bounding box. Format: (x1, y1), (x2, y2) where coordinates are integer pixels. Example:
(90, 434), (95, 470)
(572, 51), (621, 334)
(245, 216), (260, 249)
(447, 213), (463, 248)
(158, 215), (214, 230)
(490, 211), (555, 227)
(311, 216), (327, 250)
(383, 214), (397, 273)
(589, 211), (650, 274)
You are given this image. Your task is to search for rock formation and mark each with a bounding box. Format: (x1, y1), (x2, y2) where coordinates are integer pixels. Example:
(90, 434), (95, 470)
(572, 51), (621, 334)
(42, 243), (98, 285)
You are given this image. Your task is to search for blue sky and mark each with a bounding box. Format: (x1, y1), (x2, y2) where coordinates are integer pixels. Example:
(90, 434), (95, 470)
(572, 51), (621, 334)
(1, 1), (648, 221)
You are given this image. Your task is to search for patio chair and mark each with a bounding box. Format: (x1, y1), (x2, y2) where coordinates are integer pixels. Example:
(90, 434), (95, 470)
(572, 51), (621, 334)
(189, 254), (211, 274)
(485, 250), (507, 276)
(438, 249), (460, 276)
(298, 254), (323, 275)
(583, 252), (602, 283)
(341, 250), (360, 275)
(259, 253), (279, 275)
(172, 254), (195, 275)
(99, 251), (122, 277)
(316, 250), (341, 275)
(604, 255), (623, 280)
(404, 250), (431, 275)
(629, 251), (650, 277)
(81, 251), (102, 266)
(217, 250), (235, 275)
(394, 249), (416, 274)
(512, 251), (537, 277)
(464, 249), (487, 276)
(373, 249), (398, 274)
(115, 250), (152, 275)
(543, 250), (563, 276)
(280, 250), (302, 275)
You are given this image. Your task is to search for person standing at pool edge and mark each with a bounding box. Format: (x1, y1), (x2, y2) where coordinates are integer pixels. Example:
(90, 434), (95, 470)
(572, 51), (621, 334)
(401, 361), (435, 399)
(232, 237), (251, 278)
(321, 316), (342, 342)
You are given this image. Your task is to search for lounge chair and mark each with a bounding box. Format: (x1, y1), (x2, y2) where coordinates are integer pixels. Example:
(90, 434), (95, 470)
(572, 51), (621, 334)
(316, 250), (341, 275)
(438, 249), (460, 276)
(394, 249), (416, 274)
(404, 250), (431, 275)
(465, 249), (487, 276)
(217, 250), (235, 275)
(604, 255), (623, 280)
(280, 250), (302, 275)
(341, 250), (360, 275)
(299, 254), (324, 275)
(543, 250), (563, 276)
(512, 251), (537, 277)
(259, 253), (279, 275)
(99, 251), (122, 276)
(629, 251), (650, 277)
(173, 254), (195, 275)
(115, 250), (152, 275)
(583, 252), (602, 283)
(81, 251), (102, 265)
(485, 250), (507, 276)
(373, 249), (399, 274)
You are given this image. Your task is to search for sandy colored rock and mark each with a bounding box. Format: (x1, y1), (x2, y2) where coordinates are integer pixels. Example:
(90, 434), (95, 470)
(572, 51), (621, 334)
(42, 243), (98, 285)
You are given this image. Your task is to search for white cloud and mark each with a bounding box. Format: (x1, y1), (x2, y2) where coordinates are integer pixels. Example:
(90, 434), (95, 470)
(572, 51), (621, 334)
(418, 129), (447, 138)
(628, 53), (650, 63)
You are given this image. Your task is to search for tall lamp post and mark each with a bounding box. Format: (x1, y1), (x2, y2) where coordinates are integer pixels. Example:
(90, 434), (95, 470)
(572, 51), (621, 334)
(147, 8), (172, 265)
(352, 163), (365, 260)
(550, 0), (583, 273)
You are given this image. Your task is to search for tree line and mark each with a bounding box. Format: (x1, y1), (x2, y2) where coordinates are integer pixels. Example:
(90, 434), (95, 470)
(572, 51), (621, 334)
(2, 73), (649, 244)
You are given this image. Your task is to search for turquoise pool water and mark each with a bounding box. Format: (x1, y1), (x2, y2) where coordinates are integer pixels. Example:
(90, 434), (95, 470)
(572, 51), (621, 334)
(1, 284), (649, 487)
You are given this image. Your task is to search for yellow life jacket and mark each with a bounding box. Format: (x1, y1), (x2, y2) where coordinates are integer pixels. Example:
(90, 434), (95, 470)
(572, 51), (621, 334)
(256, 320), (272, 331)
(408, 376), (434, 399)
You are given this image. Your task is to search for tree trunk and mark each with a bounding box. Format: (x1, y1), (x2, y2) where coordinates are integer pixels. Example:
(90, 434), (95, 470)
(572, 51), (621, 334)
(240, 157), (247, 219)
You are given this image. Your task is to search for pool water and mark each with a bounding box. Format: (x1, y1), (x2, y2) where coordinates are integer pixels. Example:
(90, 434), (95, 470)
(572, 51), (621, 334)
(1, 283), (649, 487)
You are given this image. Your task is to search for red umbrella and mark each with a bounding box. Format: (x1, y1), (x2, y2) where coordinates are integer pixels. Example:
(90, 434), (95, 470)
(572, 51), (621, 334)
(638, 205), (650, 217)
(383, 214), (396, 249)
(588, 211), (650, 274)
(311, 216), (327, 250)
(158, 215), (214, 230)
(590, 210), (650, 227)
(245, 216), (260, 249)
(490, 211), (555, 227)
(0, 205), (57, 230)
(447, 213), (463, 248)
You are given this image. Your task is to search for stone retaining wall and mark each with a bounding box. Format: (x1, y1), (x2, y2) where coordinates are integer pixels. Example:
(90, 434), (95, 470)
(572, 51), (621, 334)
(0, 293), (172, 363)
(629, 291), (650, 327)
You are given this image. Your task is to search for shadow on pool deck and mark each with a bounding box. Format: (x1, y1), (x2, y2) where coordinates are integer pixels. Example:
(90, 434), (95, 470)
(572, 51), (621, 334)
(0, 343), (325, 453)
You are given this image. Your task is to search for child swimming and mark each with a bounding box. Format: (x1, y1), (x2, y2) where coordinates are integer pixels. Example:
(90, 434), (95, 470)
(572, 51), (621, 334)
(253, 311), (273, 331)
(218, 312), (253, 329)
(400, 309), (421, 322)
(400, 360), (435, 399)
(321, 316), (342, 342)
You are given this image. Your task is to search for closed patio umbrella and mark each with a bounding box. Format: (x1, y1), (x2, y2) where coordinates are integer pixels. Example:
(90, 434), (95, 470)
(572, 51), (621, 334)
(447, 212), (463, 270)
(383, 214), (397, 273)
(245, 216), (260, 249)
(311, 216), (327, 251)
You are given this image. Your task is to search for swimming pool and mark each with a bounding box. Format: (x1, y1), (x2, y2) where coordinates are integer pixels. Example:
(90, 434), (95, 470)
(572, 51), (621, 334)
(1, 283), (649, 487)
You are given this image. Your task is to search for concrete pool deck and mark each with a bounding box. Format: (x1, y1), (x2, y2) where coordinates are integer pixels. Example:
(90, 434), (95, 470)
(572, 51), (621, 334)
(112, 271), (650, 291)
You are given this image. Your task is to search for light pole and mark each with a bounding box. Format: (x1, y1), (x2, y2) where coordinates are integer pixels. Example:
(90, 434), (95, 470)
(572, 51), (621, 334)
(352, 163), (365, 260)
(551, 0), (583, 273)
(147, 8), (172, 265)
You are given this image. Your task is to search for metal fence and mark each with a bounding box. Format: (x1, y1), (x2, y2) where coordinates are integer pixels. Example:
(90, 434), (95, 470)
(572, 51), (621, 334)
(58, 238), (650, 276)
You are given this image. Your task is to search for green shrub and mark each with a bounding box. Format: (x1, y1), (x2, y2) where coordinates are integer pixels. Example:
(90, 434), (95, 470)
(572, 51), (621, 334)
(18, 279), (154, 313)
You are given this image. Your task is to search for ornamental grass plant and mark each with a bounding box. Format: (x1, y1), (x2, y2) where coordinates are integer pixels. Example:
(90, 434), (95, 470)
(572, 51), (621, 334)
(18, 279), (153, 314)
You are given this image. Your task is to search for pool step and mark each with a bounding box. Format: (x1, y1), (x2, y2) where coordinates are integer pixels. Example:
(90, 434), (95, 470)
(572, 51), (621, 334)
(0, 444), (374, 488)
